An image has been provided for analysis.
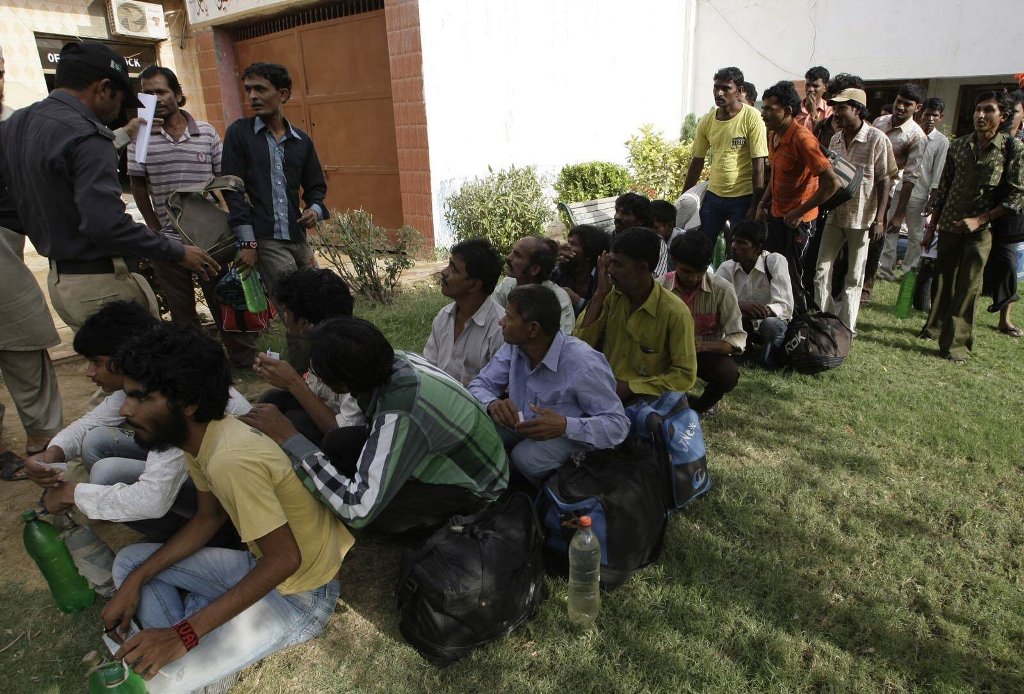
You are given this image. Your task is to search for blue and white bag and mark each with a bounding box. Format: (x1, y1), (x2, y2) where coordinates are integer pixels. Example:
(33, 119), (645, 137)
(625, 392), (712, 510)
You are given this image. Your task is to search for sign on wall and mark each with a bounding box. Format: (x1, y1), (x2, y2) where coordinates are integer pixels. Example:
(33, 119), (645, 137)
(185, 0), (313, 27)
(35, 36), (157, 77)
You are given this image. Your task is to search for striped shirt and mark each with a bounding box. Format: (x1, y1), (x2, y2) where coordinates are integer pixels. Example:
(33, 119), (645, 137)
(127, 111), (221, 232)
(827, 122), (897, 229)
(282, 351), (509, 529)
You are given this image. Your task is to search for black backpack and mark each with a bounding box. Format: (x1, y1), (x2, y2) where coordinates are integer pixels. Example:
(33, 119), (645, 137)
(396, 493), (546, 666)
(537, 444), (668, 590)
(782, 306), (853, 374)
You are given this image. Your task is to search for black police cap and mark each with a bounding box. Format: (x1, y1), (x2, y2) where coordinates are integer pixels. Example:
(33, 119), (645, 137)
(59, 42), (144, 108)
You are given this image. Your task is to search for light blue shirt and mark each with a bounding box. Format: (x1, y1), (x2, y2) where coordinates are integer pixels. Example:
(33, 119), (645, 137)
(253, 117), (325, 241)
(468, 331), (630, 449)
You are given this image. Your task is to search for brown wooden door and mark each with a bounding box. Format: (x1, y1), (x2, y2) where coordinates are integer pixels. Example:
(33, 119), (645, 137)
(233, 10), (403, 229)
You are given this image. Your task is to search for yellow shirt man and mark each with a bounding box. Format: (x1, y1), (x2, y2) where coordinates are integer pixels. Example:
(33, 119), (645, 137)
(693, 103), (769, 198)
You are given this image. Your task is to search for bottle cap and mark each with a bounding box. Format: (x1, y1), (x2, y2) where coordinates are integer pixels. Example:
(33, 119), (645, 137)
(20, 509), (37, 522)
(579, 516), (592, 527)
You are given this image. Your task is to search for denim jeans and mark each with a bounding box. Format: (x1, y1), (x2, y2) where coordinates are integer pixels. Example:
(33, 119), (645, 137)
(112, 543), (339, 693)
(699, 191), (752, 245)
(498, 427), (590, 485)
(744, 316), (788, 365)
(81, 425), (148, 471)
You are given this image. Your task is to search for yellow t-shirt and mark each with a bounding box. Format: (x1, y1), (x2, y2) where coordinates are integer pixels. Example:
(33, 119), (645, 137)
(692, 104), (769, 198)
(187, 416), (354, 595)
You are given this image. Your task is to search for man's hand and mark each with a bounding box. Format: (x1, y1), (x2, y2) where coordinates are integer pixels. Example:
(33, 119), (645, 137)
(557, 243), (576, 265)
(739, 301), (771, 319)
(236, 248), (259, 272)
(179, 245), (221, 281)
(922, 225), (936, 249)
(870, 221), (886, 241)
(516, 405), (567, 441)
(488, 398), (520, 431)
(754, 205), (768, 223)
(803, 94), (817, 120)
(783, 209), (803, 228)
(298, 208), (319, 228)
(121, 117), (162, 141)
(595, 251), (612, 296)
(959, 216), (983, 233)
(615, 380), (633, 402)
(238, 404), (298, 445)
(253, 354), (302, 391)
(116, 628), (187, 681)
(24, 448), (65, 488)
(43, 484), (75, 515)
(102, 579), (141, 642)
(564, 287), (582, 306)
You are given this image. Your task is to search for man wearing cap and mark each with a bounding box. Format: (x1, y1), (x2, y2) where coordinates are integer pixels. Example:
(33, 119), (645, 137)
(812, 84), (897, 333)
(0, 42), (217, 332)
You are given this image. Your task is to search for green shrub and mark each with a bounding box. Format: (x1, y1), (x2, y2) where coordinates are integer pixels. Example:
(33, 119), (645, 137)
(680, 112), (699, 141)
(443, 165), (550, 256)
(309, 209), (421, 304)
(553, 161), (632, 203)
(625, 124), (705, 201)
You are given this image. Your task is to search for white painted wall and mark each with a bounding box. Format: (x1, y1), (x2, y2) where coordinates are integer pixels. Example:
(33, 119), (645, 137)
(687, 0), (1020, 116)
(418, 0), (688, 247)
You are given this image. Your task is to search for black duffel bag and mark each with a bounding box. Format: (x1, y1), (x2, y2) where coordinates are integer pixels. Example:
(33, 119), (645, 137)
(782, 306), (853, 374)
(537, 443), (668, 590)
(396, 493), (546, 666)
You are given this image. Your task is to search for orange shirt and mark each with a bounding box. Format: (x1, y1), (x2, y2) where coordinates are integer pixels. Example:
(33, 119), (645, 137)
(768, 121), (831, 222)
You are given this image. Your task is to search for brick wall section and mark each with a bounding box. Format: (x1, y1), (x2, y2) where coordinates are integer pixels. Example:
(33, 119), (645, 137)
(384, 0), (434, 249)
(194, 27), (243, 135)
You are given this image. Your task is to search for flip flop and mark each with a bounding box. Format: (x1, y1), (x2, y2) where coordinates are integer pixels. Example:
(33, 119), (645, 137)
(999, 325), (1023, 338)
(0, 451), (28, 481)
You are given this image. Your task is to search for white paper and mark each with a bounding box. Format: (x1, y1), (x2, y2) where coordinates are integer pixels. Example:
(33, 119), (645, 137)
(134, 93), (158, 165)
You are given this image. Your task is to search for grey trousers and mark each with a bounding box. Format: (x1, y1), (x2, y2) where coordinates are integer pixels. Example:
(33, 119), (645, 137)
(257, 238), (317, 371)
(0, 349), (63, 440)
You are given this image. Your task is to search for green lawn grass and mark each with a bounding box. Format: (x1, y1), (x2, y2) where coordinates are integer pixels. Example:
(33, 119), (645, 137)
(4, 280), (1023, 692)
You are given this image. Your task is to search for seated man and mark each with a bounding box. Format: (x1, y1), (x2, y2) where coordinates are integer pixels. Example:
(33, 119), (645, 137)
(575, 227), (697, 402)
(423, 238), (505, 386)
(551, 224), (610, 315)
(468, 285), (629, 484)
(613, 192), (654, 233)
(255, 268), (365, 462)
(492, 236), (576, 334)
(25, 302), (248, 546)
(651, 199), (685, 277)
(662, 231), (746, 415)
(245, 317), (509, 535)
(716, 220), (794, 365)
(102, 323), (353, 690)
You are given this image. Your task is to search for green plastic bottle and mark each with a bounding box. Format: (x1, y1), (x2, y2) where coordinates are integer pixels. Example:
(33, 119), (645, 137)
(87, 661), (148, 693)
(21, 510), (95, 613)
(239, 266), (269, 313)
(712, 232), (726, 270)
(893, 269), (918, 318)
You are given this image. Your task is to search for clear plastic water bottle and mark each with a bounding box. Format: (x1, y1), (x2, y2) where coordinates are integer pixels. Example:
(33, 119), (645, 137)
(64, 523), (116, 598)
(567, 515), (601, 628)
(21, 510), (95, 613)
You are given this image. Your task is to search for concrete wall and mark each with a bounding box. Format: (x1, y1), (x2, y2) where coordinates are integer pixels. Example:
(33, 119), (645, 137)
(418, 0), (688, 247)
(0, 0), (206, 121)
(688, 0), (1021, 115)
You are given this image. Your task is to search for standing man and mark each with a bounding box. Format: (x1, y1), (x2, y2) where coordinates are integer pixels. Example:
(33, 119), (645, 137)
(921, 91), (1024, 364)
(0, 42), (217, 332)
(682, 67), (768, 248)
(795, 66), (832, 132)
(222, 62), (328, 370)
(128, 65), (258, 369)
(756, 81), (842, 294)
(813, 85), (897, 333)
(864, 84), (928, 293)
(0, 43), (62, 479)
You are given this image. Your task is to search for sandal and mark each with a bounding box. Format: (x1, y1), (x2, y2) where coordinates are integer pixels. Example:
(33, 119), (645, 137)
(0, 451), (28, 481)
(999, 325), (1023, 338)
(947, 356), (968, 366)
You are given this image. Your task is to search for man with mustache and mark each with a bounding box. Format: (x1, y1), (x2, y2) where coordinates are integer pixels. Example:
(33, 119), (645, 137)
(491, 236), (577, 335)
(128, 65), (258, 369)
(222, 62), (328, 370)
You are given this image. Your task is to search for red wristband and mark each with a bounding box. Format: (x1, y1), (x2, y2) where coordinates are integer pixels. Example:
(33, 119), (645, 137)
(171, 619), (199, 651)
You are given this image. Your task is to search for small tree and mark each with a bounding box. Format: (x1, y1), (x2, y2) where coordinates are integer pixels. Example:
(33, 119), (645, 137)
(626, 124), (706, 201)
(554, 161), (632, 203)
(443, 165), (550, 256)
(309, 209), (421, 304)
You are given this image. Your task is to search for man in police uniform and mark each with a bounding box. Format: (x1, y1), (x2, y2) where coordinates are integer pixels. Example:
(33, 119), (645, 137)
(0, 42), (218, 331)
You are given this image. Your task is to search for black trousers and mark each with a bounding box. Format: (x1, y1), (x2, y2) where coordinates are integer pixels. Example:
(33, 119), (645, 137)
(690, 352), (739, 413)
(983, 241), (1020, 312)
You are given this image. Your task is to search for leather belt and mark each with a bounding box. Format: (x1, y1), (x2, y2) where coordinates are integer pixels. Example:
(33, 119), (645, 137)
(54, 256), (141, 275)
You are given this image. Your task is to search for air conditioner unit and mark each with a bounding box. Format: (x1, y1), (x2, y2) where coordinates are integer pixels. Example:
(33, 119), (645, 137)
(108, 0), (168, 40)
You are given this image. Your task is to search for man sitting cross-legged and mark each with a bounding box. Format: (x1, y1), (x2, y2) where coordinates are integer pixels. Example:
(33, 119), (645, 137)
(491, 235), (577, 335)
(575, 227), (697, 402)
(423, 238), (505, 386)
(716, 220), (794, 365)
(102, 322), (354, 690)
(244, 317), (509, 535)
(468, 285), (629, 485)
(25, 302), (248, 547)
(255, 268), (365, 463)
(661, 231), (746, 416)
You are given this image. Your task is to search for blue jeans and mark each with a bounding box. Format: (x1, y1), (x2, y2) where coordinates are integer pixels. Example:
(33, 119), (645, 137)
(498, 427), (590, 484)
(81, 425), (148, 471)
(112, 543), (339, 692)
(744, 316), (788, 365)
(699, 191), (752, 245)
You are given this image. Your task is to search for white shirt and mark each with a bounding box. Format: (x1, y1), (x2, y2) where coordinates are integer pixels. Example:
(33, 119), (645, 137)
(491, 277), (577, 336)
(911, 128), (950, 202)
(67, 387), (251, 523)
(423, 296), (505, 387)
(675, 181), (708, 230)
(716, 251), (794, 321)
(305, 372), (365, 428)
